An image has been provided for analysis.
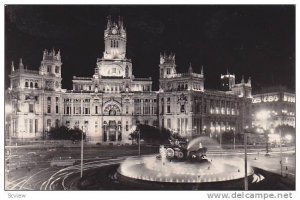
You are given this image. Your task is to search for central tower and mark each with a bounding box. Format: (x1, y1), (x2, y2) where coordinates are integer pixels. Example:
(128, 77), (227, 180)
(96, 16), (132, 79)
(103, 16), (127, 60)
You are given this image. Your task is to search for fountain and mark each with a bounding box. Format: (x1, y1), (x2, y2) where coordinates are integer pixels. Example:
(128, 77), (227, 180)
(117, 136), (253, 188)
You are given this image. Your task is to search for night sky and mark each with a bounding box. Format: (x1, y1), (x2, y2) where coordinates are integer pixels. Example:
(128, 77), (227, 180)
(5, 5), (295, 92)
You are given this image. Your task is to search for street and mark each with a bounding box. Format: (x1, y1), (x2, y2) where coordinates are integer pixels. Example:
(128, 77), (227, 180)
(5, 144), (295, 190)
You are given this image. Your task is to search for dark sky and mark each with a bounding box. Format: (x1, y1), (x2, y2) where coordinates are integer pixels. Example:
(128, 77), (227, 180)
(5, 5), (295, 92)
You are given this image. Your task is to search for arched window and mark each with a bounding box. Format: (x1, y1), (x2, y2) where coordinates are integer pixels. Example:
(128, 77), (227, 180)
(109, 109), (116, 116)
(25, 82), (29, 87)
(55, 119), (59, 127)
(30, 82), (33, 88)
(35, 83), (38, 88)
(47, 119), (51, 129)
(111, 40), (113, 47)
(125, 66), (129, 78)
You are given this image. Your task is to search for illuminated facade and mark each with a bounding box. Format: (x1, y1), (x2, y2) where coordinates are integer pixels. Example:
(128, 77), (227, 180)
(158, 64), (252, 138)
(252, 86), (295, 128)
(6, 16), (252, 143)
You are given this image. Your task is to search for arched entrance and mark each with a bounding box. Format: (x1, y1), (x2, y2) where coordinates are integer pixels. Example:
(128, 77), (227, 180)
(103, 120), (122, 142)
(102, 101), (122, 142)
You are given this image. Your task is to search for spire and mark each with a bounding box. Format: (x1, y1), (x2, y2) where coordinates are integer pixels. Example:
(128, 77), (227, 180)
(201, 65), (204, 75)
(43, 49), (47, 60)
(11, 61), (15, 72)
(19, 58), (24, 70)
(188, 62), (193, 73)
(241, 75), (245, 83)
(57, 49), (61, 60)
(118, 16), (123, 29)
(107, 15), (112, 29)
(248, 76), (251, 85)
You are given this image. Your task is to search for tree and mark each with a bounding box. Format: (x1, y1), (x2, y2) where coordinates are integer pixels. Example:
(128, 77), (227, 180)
(222, 130), (234, 144)
(130, 124), (176, 144)
(47, 126), (85, 140)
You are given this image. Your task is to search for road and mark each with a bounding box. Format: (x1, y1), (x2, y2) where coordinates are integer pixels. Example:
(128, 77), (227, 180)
(5, 145), (295, 190)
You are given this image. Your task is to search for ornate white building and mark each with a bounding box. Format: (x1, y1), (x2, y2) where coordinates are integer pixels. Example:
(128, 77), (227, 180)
(6, 16), (252, 144)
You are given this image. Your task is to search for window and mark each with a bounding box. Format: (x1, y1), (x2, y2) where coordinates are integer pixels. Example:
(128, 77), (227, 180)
(95, 106), (98, 114)
(126, 106), (128, 114)
(55, 66), (59, 73)
(167, 68), (171, 74)
(167, 105), (171, 113)
(47, 97), (51, 102)
(24, 119), (28, 132)
(35, 83), (38, 88)
(55, 119), (59, 127)
(47, 65), (51, 73)
(167, 119), (171, 129)
(56, 97), (59, 102)
(35, 119), (38, 134)
(29, 119), (33, 133)
(125, 66), (129, 77)
(181, 105), (185, 113)
(30, 82), (33, 88)
(56, 105), (59, 113)
(29, 104), (34, 113)
(25, 82), (29, 87)
(47, 119), (51, 129)
(47, 105), (51, 113)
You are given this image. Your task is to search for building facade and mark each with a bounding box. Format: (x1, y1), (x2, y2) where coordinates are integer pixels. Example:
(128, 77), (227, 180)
(252, 86), (295, 129)
(5, 16), (252, 144)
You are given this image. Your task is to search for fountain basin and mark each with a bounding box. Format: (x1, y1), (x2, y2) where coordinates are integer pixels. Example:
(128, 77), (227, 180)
(118, 155), (253, 184)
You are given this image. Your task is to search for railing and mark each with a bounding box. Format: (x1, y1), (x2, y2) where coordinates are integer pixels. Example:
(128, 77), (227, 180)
(11, 69), (40, 75)
(73, 76), (92, 80)
(133, 77), (152, 81)
(165, 72), (203, 78)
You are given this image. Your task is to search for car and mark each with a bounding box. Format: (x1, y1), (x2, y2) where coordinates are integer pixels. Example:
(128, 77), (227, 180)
(50, 157), (76, 167)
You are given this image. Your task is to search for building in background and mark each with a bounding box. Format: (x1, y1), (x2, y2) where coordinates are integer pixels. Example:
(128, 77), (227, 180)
(252, 86), (295, 130)
(5, 16), (252, 144)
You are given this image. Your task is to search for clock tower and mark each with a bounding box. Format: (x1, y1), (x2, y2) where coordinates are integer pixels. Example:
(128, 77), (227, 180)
(103, 16), (127, 60)
(95, 16), (133, 79)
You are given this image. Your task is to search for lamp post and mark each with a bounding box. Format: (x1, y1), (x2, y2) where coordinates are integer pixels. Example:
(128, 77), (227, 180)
(138, 128), (141, 156)
(279, 129), (282, 177)
(242, 97), (248, 191)
(80, 126), (84, 178)
(233, 129), (236, 150)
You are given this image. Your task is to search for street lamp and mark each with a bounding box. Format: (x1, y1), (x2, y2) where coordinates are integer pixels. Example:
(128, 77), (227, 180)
(137, 127), (141, 156)
(80, 126), (84, 178)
